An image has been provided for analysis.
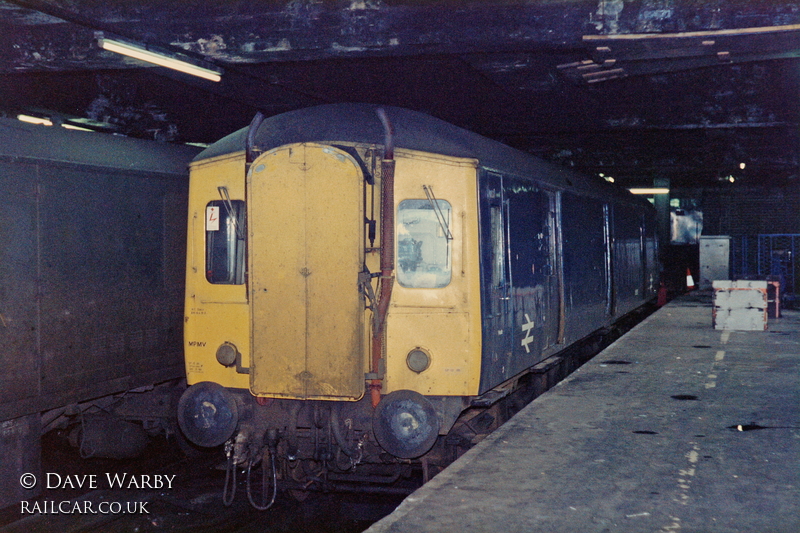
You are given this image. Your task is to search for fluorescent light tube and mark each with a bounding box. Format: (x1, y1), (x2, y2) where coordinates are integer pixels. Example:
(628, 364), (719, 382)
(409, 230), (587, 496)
(628, 188), (670, 195)
(99, 37), (222, 82)
(62, 124), (94, 131)
(18, 114), (53, 126)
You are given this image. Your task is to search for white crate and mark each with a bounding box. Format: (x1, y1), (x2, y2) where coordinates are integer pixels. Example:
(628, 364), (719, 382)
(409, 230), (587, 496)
(712, 280), (768, 331)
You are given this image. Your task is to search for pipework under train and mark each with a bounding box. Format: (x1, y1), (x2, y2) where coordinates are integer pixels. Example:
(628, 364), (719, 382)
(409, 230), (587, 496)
(0, 117), (199, 508)
(177, 104), (658, 504)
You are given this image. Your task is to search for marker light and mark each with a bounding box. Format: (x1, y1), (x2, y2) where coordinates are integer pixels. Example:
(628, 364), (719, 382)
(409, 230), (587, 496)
(216, 342), (238, 367)
(406, 348), (431, 373)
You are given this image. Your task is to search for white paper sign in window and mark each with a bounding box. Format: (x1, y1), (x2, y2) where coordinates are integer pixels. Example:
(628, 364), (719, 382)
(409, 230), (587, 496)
(206, 205), (220, 232)
(205, 200), (245, 285)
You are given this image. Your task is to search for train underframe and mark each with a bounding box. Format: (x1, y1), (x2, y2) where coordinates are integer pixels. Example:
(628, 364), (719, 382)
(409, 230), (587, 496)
(187, 389), (467, 497)
(203, 373), (549, 506)
(178, 302), (655, 508)
(185, 316), (642, 506)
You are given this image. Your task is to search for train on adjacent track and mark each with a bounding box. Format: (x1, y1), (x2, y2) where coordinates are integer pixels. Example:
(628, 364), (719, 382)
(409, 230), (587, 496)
(0, 117), (199, 507)
(176, 104), (659, 505)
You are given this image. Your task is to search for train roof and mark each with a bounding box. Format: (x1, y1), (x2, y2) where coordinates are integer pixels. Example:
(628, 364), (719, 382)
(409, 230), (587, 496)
(0, 117), (200, 177)
(196, 103), (647, 205)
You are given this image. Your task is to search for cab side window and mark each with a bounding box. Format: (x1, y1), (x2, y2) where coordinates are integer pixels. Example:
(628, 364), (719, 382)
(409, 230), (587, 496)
(206, 200), (245, 284)
(396, 199), (452, 288)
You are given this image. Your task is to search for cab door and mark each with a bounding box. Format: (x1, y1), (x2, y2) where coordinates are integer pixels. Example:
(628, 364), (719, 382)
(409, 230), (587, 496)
(478, 173), (514, 392)
(247, 143), (365, 400)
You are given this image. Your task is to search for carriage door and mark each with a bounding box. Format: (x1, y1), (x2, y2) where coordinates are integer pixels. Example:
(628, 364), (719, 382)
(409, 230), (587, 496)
(505, 180), (560, 364)
(478, 173), (514, 389)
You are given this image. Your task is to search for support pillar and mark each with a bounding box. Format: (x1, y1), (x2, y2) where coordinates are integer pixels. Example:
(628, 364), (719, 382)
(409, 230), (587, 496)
(653, 177), (670, 248)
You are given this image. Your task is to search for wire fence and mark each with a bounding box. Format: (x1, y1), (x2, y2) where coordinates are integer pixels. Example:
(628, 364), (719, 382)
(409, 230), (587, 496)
(730, 234), (798, 303)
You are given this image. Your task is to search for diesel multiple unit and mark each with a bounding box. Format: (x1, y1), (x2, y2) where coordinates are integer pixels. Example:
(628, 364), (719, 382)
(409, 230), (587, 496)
(177, 104), (658, 502)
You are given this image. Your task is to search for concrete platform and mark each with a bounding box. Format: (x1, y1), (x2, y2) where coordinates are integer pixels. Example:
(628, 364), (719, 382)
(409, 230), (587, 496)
(366, 297), (800, 533)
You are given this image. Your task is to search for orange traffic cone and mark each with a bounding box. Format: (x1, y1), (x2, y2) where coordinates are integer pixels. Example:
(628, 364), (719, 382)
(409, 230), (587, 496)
(686, 268), (695, 291)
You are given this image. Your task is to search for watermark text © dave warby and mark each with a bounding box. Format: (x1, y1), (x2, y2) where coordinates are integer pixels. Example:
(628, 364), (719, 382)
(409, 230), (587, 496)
(23, 473), (176, 490)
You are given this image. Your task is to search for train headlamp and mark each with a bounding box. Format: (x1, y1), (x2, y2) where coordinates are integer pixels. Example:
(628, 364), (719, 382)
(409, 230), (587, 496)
(216, 342), (238, 367)
(406, 348), (431, 373)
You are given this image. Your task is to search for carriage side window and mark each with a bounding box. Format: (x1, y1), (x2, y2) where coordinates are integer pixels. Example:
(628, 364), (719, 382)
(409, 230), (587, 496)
(396, 199), (452, 288)
(206, 200), (245, 284)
